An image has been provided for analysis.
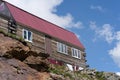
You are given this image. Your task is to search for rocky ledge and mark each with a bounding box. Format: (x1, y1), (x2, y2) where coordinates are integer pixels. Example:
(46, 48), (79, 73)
(0, 33), (120, 80)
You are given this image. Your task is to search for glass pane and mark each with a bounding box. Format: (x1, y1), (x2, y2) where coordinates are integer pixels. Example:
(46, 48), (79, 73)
(57, 43), (67, 54)
(24, 30), (27, 39)
(61, 44), (64, 53)
(65, 46), (67, 54)
(57, 43), (59, 51)
(28, 31), (32, 41)
(78, 50), (81, 58)
(63, 44), (65, 53)
(75, 49), (77, 57)
(59, 43), (62, 52)
(72, 48), (75, 57)
(73, 49), (75, 56)
(58, 43), (61, 52)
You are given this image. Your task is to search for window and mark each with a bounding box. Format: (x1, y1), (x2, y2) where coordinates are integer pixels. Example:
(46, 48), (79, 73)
(57, 42), (68, 54)
(71, 48), (81, 59)
(23, 29), (32, 42)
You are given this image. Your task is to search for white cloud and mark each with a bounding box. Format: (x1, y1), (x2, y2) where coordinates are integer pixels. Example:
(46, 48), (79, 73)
(5, 0), (83, 29)
(109, 42), (120, 67)
(98, 24), (114, 43)
(115, 31), (120, 41)
(116, 72), (120, 76)
(73, 22), (84, 29)
(90, 5), (104, 12)
(90, 21), (120, 68)
(89, 21), (97, 30)
(90, 21), (114, 43)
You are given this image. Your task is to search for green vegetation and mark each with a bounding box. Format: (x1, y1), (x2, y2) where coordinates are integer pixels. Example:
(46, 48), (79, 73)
(95, 71), (106, 80)
(0, 28), (6, 34)
(49, 65), (67, 75)
(48, 64), (107, 80)
(49, 65), (74, 80)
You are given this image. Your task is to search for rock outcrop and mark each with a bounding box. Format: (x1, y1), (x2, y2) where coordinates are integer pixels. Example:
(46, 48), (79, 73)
(0, 33), (51, 80)
(0, 58), (50, 80)
(0, 33), (29, 57)
(0, 33), (120, 80)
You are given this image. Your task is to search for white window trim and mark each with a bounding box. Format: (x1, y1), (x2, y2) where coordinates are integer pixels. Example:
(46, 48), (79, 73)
(71, 48), (81, 59)
(57, 42), (68, 54)
(22, 29), (32, 42)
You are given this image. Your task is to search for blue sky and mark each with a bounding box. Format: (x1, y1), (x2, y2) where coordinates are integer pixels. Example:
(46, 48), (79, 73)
(5, 0), (120, 74)
(57, 0), (120, 73)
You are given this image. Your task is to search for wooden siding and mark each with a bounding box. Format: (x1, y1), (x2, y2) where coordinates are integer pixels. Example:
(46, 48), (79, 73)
(16, 24), (45, 53)
(32, 32), (45, 53)
(51, 39), (86, 67)
(0, 17), (86, 68)
(0, 17), (8, 33)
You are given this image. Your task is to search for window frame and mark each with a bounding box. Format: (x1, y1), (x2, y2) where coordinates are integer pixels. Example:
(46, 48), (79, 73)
(71, 48), (81, 59)
(23, 29), (32, 42)
(57, 42), (68, 54)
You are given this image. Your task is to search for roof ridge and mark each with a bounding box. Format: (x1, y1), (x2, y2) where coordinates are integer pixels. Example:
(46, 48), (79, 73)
(4, 0), (74, 34)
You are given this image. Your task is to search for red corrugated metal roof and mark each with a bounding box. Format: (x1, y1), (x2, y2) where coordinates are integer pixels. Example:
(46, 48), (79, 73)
(5, 2), (85, 49)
